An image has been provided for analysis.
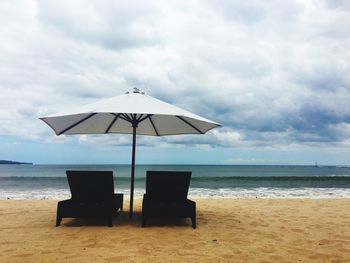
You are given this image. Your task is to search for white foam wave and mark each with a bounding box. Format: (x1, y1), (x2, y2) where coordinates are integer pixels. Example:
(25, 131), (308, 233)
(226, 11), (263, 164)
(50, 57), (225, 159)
(1, 187), (350, 200)
(189, 187), (350, 198)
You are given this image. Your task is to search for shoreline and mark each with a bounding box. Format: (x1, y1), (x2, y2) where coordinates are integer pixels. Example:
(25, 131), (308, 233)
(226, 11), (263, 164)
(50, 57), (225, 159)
(0, 198), (349, 262)
(2, 197), (349, 201)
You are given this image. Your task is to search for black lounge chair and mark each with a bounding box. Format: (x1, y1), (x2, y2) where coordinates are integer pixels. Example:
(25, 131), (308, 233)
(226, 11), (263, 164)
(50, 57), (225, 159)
(142, 171), (196, 229)
(56, 170), (123, 227)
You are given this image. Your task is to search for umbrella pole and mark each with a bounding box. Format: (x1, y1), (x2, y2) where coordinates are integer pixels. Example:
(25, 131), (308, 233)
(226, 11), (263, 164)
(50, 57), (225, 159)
(129, 125), (137, 219)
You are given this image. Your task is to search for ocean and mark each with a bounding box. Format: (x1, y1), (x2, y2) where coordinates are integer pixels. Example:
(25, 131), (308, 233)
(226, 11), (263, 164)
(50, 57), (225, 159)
(0, 164), (349, 199)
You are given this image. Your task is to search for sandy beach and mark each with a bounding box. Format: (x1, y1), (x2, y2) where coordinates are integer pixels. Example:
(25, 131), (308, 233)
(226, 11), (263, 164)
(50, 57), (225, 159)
(0, 198), (349, 262)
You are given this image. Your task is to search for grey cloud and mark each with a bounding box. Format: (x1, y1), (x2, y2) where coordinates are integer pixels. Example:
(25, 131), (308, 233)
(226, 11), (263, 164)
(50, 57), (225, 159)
(325, 0), (350, 10)
(0, 0), (349, 149)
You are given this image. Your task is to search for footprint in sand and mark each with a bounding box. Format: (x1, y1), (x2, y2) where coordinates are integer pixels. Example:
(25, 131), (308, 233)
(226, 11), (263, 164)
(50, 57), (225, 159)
(106, 256), (129, 262)
(291, 228), (304, 233)
(318, 239), (332, 245)
(15, 253), (33, 257)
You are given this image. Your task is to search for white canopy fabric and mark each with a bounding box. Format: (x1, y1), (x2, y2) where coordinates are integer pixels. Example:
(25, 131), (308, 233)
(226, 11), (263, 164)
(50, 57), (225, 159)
(40, 89), (221, 218)
(41, 90), (220, 136)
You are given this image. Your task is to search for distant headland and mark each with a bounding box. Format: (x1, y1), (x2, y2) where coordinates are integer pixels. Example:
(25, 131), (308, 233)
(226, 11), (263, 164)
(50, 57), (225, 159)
(0, 160), (33, 165)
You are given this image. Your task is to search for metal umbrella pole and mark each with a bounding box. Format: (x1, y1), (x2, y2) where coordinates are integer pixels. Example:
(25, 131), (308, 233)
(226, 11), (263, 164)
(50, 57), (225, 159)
(129, 121), (137, 218)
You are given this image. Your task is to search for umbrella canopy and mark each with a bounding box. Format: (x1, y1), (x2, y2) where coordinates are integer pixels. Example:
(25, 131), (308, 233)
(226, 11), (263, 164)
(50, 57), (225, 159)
(40, 88), (221, 217)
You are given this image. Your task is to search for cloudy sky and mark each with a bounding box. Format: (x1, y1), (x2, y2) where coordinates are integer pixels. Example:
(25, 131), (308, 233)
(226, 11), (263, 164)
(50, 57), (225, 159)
(1, 0), (349, 165)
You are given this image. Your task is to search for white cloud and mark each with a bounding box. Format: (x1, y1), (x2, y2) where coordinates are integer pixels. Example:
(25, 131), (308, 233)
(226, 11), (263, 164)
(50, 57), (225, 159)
(0, 0), (349, 150)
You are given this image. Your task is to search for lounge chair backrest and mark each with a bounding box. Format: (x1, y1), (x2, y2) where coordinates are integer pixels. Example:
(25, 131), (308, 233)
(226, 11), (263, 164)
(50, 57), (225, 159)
(146, 171), (191, 200)
(66, 170), (115, 202)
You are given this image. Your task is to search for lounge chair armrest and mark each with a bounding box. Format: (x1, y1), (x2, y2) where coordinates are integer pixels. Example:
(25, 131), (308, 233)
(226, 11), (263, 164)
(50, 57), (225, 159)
(186, 199), (195, 203)
(57, 198), (74, 205)
(186, 199), (196, 207)
(114, 193), (124, 200)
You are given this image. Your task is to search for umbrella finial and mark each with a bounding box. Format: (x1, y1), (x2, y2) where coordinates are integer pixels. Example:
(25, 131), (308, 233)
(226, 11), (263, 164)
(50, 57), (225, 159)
(125, 87), (144, 94)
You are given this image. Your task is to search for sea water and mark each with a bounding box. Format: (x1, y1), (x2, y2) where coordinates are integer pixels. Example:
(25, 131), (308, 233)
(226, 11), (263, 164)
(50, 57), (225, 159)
(0, 164), (349, 199)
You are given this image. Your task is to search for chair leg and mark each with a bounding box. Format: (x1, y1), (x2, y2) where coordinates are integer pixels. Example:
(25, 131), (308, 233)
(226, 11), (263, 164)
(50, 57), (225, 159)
(191, 216), (196, 229)
(56, 214), (62, 227)
(120, 194), (124, 211)
(108, 217), (113, 227)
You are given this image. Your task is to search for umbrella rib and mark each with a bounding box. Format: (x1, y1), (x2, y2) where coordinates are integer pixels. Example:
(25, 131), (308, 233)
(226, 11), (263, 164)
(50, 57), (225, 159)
(58, 113), (97, 135)
(119, 114), (132, 122)
(148, 115), (159, 136)
(176, 116), (204, 134)
(139, 114), (153, 123)
(136, 114), (144, 122)
(105, 113), (120, 133)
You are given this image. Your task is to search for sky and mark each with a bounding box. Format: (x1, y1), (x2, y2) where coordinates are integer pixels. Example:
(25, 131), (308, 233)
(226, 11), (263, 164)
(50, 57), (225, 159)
(0, 0), (350, 165)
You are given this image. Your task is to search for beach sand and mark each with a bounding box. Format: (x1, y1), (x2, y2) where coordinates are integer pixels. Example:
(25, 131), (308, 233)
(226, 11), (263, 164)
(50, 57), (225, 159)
(0, 198), (349, 262)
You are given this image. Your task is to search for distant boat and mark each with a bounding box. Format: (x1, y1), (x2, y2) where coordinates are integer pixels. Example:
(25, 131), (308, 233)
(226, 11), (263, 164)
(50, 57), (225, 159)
(315, 162), (318, 168)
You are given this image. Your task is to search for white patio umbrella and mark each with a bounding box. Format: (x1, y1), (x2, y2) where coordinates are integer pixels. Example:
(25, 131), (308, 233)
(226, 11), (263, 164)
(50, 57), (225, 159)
(40, 88), (221, 217)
